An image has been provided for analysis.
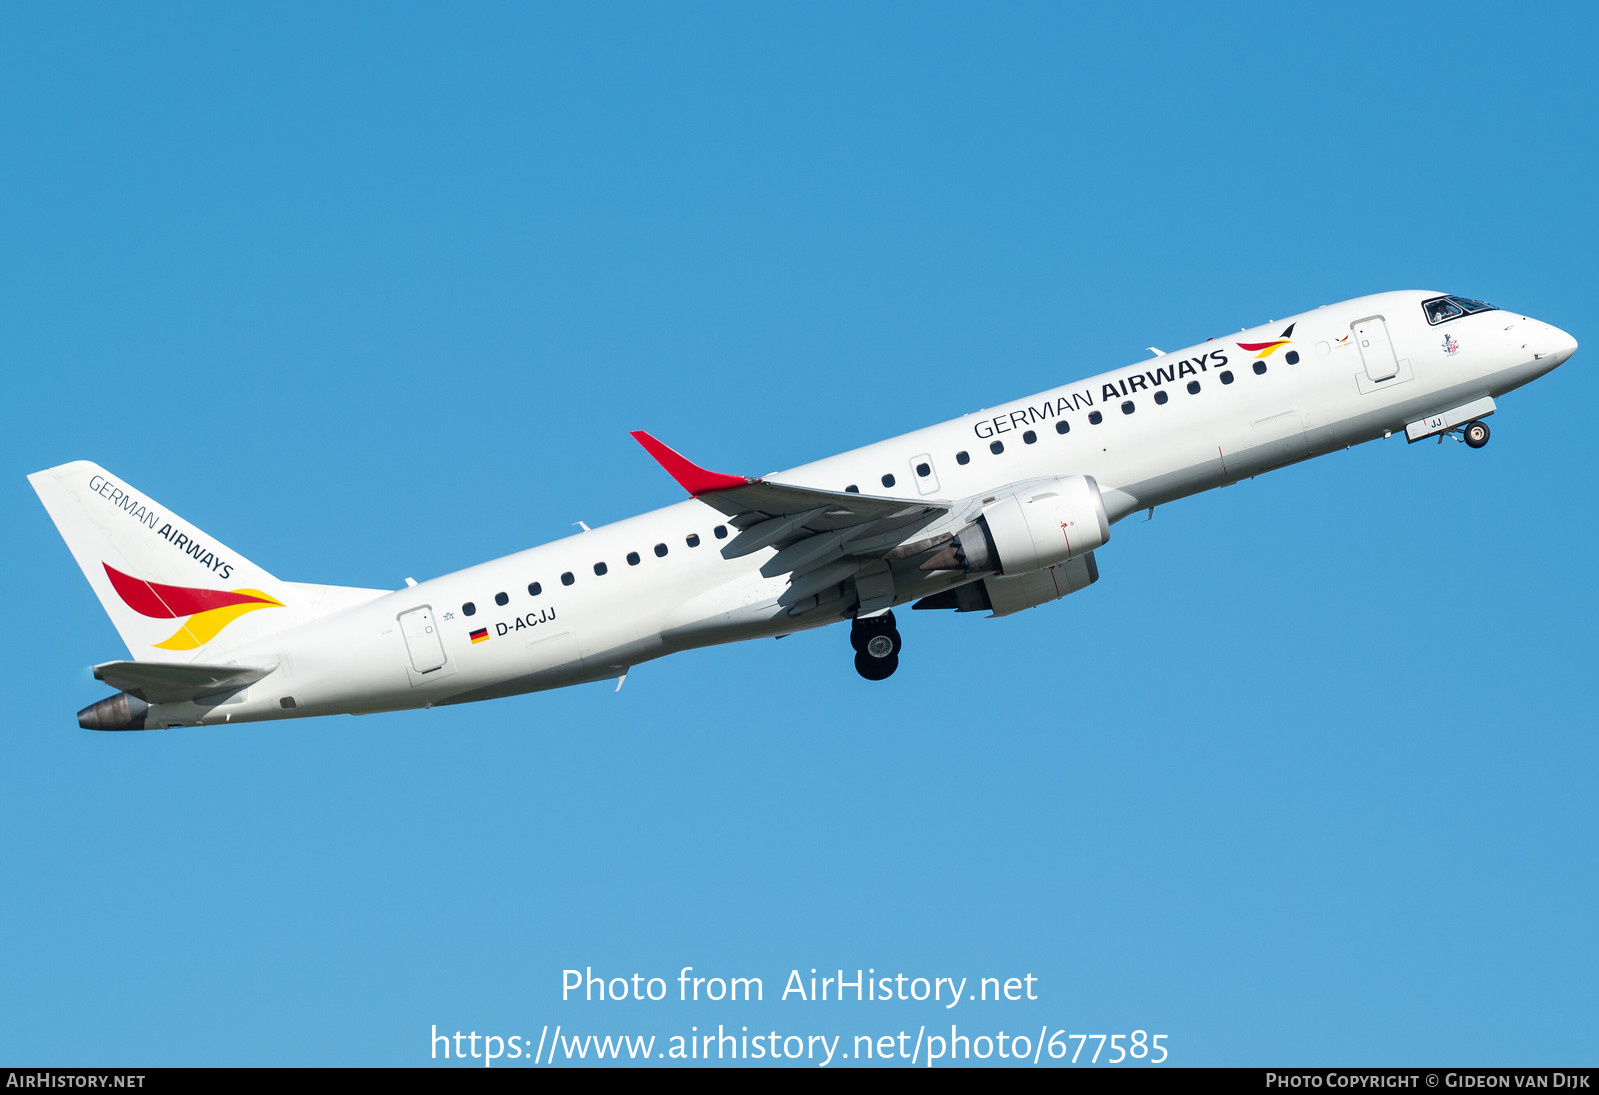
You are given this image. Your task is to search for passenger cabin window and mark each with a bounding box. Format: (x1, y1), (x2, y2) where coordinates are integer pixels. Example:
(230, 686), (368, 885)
(1088, 411), (1103, 425)
(561, 572), (575, 586)
(1187, 380), (1201, 394)
(956, 451), (970, 464)
(714, 525), (728, 539)
(990, 440), (1004, 454)
(916, 462), (931, 476)
(1284, 351), (1299, 365)
(1424, 295), (1498, 325)
(1023, 430), (1037, 444)
(528, 582), (542, 596)
(593, 562), (607, 576)
(1121, 401), (1135, 415)
(494, 592), (508, 606)
(845, 485), (859, 493)
(654, 543), (668, 557)
(462, 602), (476, 617)
(881, 473), (895, 488)
(1055, 420), (1070, 434)
(626, 551), (640, 566)
(686, 533), (700, 547)
(1220, 370), (1234, 384)
(1154, 390), (1169, 405)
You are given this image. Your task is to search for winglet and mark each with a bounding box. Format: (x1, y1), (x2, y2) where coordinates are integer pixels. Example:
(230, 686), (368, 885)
(630, 431), (751, 496)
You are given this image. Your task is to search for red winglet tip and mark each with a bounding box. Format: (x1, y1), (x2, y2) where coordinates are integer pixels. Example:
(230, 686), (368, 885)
(631, 430), (748, 496)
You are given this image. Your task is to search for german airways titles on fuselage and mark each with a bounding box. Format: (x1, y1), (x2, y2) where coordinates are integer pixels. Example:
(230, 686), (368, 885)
(971, 348), (1230, 439)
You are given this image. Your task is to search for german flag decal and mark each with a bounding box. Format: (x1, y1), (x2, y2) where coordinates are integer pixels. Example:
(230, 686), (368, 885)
(470, 628), (489, 644)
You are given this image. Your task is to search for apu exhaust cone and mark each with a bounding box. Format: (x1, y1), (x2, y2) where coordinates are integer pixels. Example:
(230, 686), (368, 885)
(77, 692), (151, 731)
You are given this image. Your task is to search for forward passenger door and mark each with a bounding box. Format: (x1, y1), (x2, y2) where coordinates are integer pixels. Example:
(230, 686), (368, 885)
(1353, 316), (1400, 382)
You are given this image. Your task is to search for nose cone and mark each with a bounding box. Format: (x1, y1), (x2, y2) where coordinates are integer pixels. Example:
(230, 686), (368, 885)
(1538, 322), (1578, 368)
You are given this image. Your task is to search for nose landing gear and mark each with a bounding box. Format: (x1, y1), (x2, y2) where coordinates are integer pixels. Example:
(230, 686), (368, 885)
(851, 611), (901, 681)
(1436, 419), (1492, 448)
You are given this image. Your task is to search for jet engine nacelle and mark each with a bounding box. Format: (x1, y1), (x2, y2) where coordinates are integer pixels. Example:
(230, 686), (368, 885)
(913, 550), (1101, 616)
(985, 550), (1100, 615)
(924, 475), (1110, 575)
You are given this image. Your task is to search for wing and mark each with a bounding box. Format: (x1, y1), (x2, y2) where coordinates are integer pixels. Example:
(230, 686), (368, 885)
(631, 431), (951, 614)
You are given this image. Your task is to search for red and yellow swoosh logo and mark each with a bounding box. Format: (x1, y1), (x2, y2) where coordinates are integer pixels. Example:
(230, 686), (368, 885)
(104, 562), (283, 650)
(1238, 322), (1296, 359)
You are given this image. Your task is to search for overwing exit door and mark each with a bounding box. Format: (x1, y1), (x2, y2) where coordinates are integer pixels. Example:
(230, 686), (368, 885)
(909, 453), (941, 495)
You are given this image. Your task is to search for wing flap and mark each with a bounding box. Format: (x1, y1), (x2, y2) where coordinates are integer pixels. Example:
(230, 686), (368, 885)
(723, 508), (829, 559)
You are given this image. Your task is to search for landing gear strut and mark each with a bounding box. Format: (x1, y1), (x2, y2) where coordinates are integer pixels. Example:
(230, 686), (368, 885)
(851, 611), (901, 681)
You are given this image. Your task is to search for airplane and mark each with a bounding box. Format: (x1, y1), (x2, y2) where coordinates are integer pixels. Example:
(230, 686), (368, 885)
(30, 290), (1577, 731)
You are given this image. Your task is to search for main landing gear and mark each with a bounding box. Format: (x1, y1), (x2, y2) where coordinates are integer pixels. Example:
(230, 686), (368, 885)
(851, 611), (901, 681)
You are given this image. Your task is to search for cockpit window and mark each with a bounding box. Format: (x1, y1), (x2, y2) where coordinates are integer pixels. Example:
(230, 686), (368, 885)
(1423, 295), (1498, 325)
(1424, 298), (1464, 324)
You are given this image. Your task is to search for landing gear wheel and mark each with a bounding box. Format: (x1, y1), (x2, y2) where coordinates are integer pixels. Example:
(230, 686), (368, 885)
(1463, 420), (1491, 448)
(849, 611), (898, 653)
(855, 651), (899, 680)
(850, 611), (901, 679)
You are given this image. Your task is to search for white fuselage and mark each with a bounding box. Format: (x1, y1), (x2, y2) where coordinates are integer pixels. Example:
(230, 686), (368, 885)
(158, 291), (1576, 727)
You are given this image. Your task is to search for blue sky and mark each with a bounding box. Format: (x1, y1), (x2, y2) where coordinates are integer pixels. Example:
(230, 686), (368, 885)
(3, 1), (1594, 1067)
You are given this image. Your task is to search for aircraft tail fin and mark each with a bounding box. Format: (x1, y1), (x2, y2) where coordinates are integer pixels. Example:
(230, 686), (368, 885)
(29, 460), (387, 661)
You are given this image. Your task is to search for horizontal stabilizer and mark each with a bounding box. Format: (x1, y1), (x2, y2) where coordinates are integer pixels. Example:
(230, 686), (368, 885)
(93, 660), (275, 704)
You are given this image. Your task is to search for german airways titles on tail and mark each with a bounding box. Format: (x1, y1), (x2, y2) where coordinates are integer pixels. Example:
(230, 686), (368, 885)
(31, 291), (1577, 730)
